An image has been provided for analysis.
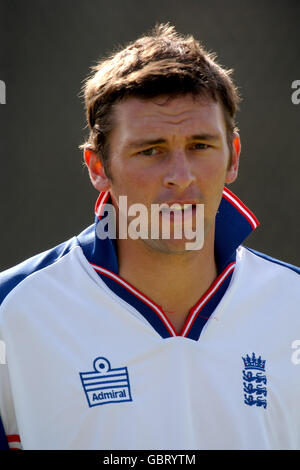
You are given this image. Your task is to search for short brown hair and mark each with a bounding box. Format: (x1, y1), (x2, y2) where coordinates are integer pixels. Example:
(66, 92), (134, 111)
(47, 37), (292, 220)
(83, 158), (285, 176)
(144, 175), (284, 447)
(80, 23), (240, 176)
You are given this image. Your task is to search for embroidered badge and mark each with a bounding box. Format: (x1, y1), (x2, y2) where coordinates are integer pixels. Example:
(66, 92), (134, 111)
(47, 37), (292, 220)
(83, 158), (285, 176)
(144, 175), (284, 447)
(79, 357), (132, 407)
(242, 353), (267, 409)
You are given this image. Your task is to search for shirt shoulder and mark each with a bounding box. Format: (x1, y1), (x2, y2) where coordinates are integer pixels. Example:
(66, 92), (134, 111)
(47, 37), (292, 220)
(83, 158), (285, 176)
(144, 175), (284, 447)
(238, 246), (300, 301)
(0, 236), (80, 306)
(244, 246), (300, 276)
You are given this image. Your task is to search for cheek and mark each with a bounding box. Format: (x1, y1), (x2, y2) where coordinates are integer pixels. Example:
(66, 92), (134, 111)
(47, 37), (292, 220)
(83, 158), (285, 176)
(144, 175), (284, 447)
(196, 161), (228, 213)
(197, 160), (227, 188)
(110, 165), (156, 204)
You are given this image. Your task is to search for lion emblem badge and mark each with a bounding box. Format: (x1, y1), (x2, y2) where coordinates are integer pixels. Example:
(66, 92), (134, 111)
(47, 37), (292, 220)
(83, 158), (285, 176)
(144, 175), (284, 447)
(242, 353), (267, 409)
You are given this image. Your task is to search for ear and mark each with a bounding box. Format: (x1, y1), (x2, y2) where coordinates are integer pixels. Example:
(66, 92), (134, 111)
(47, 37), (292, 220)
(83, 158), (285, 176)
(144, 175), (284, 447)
(225, 132), (241, 184)
(84, 148), (111, 192)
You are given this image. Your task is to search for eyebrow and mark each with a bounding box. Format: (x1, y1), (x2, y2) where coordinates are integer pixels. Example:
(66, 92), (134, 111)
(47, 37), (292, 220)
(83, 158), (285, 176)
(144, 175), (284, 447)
(125, 134), (220, 150)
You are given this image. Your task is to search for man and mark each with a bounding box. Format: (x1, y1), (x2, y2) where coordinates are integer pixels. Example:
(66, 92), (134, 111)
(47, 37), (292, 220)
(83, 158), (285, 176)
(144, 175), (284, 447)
(0, 24), (299, 450)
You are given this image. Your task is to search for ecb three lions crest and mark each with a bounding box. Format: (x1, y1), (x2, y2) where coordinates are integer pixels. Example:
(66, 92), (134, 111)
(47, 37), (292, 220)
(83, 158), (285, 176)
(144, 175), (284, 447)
(242, 353), (267, 409)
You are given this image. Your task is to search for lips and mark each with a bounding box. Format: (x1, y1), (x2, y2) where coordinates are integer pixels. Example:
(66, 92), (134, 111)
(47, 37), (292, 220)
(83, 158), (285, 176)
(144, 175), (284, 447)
(158, 202), (198, 215)
(158, 201), (198, 209)
(158, 204), (198, 228)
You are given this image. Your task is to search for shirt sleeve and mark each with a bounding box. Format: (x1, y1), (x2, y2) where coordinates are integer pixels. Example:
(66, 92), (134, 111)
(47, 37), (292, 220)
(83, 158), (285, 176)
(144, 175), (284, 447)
(0, 361), (22, 450)
(0, 414), (9, 450)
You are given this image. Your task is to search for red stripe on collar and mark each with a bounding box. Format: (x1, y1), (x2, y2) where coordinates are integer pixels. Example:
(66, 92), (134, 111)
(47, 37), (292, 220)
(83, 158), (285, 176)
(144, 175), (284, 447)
(94, 188), (260, 229)
(95, 191), (110, 219)
(90, 262), (178, 337)
(180, 261), (236, 337)
(222, 187), (259, 230)
(90, 260), (236, 338)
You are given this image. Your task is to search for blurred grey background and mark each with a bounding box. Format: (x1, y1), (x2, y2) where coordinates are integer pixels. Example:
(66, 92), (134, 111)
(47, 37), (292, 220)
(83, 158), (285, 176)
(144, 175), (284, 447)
(0, 0), (299, 270)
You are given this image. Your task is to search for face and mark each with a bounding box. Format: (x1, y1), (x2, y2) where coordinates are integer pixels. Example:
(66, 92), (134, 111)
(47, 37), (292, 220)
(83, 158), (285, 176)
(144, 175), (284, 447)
(86, 94), (240, 254)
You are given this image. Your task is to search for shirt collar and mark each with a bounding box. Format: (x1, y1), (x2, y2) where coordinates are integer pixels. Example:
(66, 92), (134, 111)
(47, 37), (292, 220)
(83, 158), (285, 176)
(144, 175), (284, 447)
(77, 188), (259, 340)
(78, 186), (259, 276)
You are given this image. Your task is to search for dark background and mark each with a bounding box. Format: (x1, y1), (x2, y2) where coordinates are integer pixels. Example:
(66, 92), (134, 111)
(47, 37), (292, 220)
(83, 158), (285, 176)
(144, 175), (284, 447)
(0, 0), (299, 270)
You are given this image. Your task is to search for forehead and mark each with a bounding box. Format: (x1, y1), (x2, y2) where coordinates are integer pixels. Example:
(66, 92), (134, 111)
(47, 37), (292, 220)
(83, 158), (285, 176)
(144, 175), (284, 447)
(111, 94), (227, 139)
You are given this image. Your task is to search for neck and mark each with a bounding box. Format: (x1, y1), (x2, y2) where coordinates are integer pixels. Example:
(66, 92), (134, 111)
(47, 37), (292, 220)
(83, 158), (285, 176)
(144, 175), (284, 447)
(117, 226), (217, 333)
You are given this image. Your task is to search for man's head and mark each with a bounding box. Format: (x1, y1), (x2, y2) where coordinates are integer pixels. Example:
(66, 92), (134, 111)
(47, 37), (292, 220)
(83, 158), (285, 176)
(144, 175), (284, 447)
(80, 23), (240, 178)
(81, 24), (241, 253)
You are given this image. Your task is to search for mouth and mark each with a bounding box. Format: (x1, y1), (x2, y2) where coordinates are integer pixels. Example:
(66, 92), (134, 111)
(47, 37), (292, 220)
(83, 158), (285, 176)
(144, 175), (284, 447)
(159, 202), (198, 213)
(149, 200), (204, 243)
(158, 203), (199, 226)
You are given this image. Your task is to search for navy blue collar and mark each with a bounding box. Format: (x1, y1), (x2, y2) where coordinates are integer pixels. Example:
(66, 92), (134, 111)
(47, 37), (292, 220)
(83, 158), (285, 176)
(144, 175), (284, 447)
(77, 187), (259, 340)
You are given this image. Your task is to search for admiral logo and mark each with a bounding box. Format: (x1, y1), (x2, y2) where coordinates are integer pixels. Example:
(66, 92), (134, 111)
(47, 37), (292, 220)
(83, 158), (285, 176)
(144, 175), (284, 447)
(79, 357), (132, 407)
(242, 353), (267, 409)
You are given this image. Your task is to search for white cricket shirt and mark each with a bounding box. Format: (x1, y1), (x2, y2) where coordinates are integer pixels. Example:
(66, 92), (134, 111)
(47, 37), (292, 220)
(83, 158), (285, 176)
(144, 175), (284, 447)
(0, 188), (299, 450)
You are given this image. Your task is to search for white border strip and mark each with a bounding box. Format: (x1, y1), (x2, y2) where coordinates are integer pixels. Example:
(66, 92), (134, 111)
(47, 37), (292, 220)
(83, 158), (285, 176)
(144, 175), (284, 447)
(181, 262), (235, 337)
(91, 263), (177, 337)
(223, 188), (258, 229)
(95, 191), (109, 218)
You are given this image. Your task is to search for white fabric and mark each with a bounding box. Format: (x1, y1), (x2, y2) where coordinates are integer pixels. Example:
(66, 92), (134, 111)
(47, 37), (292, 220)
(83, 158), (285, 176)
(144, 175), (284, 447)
(0, 245), (299, 450)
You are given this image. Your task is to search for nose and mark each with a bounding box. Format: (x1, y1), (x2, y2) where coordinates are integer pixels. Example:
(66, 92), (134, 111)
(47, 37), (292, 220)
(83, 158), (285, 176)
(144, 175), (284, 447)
(163, 150), (196, 190)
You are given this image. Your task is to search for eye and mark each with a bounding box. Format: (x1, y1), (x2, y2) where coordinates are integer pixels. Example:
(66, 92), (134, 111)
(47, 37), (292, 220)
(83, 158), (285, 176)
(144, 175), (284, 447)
(191, 143), (209, 150)
(138, 147), (159, 157)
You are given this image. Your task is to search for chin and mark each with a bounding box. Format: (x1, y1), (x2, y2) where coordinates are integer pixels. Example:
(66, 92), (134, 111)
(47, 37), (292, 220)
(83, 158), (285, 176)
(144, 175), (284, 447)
(141, 238), (201, 255)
